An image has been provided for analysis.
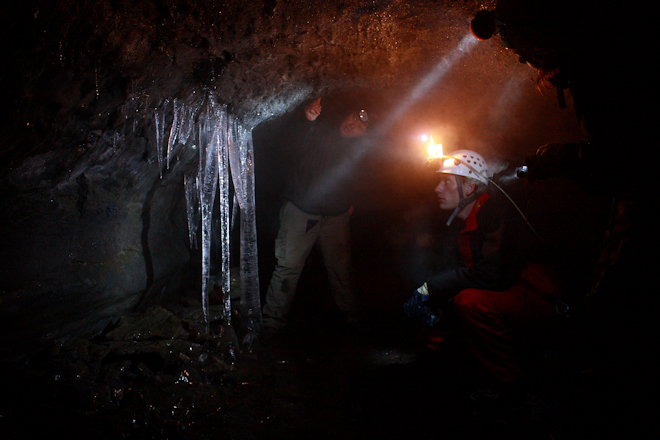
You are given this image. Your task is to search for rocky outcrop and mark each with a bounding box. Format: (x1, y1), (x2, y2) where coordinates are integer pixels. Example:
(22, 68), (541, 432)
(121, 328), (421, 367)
(0, 0), (582, 356)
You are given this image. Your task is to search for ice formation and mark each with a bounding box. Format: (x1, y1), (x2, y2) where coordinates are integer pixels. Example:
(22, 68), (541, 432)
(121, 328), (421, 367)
(154, 92), (260, 337)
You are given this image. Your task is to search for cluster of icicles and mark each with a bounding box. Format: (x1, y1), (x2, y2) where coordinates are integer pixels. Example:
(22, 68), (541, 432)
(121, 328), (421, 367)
(154, 92), (261, 340)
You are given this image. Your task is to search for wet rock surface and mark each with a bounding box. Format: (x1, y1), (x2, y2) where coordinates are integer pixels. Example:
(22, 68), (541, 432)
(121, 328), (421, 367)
(1, 0), (585, 351)
(1, 289), (614, 440)
(0, 1), (649, 439)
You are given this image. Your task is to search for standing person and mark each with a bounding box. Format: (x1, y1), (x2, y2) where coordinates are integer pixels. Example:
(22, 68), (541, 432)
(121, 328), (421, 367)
(261, 96), (371, 343)
(404, 150), (563, 390)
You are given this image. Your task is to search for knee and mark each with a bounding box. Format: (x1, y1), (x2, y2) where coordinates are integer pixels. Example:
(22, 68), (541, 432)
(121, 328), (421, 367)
(274, 263), (304, 275)
(454, 288), (492, 319)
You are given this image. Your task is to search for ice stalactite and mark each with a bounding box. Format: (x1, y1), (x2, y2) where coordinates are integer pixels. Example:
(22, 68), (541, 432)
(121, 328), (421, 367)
(163, 98), (205, 173)
(184, 174), (199, 250)
(198, 98), (222, 334)
(154, 93), (261, 339)
(166, 99), (180, 171)
(228, 118), (262, 341)
(179, 99), (203, 146)
(155, 97), (202, 178)
(154, 100), (169, 179)
(217, 110), (231, 329)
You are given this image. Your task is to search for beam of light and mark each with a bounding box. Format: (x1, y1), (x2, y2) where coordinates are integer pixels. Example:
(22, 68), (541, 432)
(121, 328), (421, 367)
(487, 76), (524, 135)
(375, 33), (479, 137)
(300, 34), (478, 207)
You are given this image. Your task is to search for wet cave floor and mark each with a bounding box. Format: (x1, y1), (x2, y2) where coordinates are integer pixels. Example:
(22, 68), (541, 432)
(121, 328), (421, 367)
(0, 284), (620, 440)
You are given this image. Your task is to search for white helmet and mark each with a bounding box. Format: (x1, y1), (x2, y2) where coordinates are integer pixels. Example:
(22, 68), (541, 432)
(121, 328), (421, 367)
(437, 150), (489, 185)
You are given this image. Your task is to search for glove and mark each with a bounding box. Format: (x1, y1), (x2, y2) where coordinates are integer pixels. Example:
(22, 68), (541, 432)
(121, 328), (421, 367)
(404, 284), (440, 327)
(403, 283), (430, 317)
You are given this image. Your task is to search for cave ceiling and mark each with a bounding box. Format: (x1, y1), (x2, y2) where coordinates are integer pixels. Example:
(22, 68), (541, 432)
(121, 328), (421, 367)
(1, 0), (584, 174)
(0, 0), (651, 359)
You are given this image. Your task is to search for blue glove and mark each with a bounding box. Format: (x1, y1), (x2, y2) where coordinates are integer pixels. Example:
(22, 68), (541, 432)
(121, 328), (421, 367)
(404, 284), (430, 317)
(403, 283), (440, 327)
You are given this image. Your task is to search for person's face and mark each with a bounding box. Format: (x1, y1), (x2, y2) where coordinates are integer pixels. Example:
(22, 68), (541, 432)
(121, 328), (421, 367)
(339, 112), (368, 138)
(434, 174), (462, 211)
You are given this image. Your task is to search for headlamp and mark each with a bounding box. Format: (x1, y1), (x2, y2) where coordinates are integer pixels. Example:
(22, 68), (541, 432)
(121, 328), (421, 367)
(470, 9), (522, 50)
(515, 165), (529, 178)
(470, 10), (498, 41)
(358, 109), (369, 124)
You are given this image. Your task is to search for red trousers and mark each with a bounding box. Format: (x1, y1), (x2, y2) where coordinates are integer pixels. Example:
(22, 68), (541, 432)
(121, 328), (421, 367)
(454, 279), (559, 382)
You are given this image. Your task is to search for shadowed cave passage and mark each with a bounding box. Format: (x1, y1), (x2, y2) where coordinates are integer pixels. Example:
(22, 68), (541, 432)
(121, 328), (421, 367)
(0, 1), (655, 439)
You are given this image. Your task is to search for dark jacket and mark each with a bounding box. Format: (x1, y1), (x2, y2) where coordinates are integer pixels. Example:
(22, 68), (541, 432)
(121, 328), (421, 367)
(279, 108), (363, 216)
(426, 190), (535, 298)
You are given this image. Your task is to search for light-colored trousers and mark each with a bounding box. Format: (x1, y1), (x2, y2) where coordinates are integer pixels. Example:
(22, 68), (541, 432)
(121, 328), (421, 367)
(262, 202), (359, 331)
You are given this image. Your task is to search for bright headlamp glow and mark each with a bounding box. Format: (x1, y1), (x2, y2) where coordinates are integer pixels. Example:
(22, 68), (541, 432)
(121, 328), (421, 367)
(427, 136), (443, 158)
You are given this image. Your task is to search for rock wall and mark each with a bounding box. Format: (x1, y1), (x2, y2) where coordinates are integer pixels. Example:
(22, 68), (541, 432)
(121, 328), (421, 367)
(0, 0), (584, 357)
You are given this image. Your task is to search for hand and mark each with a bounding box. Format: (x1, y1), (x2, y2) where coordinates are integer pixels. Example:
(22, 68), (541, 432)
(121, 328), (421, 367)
(403, 284), (429, 317)
(304, 97), (322, 121)
(404, 283), (440, 327)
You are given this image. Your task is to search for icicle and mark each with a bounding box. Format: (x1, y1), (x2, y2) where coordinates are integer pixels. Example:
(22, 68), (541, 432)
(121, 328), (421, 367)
(198, 99), (220, 335)
(166, 98), (203, 171)
(178, 99), (202, 146)
(155, 94), (244, 336)
(154, 104), (166, 178)
(158, 92), (259, 338)
(184, 174), (199, 249)
(238, 125), (261, 333)
(167, 99), (181, 170)
(197, 95), (234, 335)
(217, 108), (231, 327)
(228, 118), (262, 338)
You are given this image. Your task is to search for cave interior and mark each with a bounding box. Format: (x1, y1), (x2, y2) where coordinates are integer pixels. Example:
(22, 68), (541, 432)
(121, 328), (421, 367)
(0, 1), (654, 439)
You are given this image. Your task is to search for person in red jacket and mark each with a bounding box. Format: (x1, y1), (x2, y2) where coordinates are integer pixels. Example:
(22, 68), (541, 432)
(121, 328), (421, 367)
(404, 150), (562, 384)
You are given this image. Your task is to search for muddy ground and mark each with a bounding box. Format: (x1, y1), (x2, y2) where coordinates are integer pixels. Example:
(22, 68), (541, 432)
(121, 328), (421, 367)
(1, 271), (621, 440)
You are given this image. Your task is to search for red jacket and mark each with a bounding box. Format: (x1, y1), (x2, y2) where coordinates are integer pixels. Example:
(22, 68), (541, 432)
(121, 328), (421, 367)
(426, 191), (558, 300)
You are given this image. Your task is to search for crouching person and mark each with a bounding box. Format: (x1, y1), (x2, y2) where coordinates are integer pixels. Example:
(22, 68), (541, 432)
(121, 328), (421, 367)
(404, 150), (563, 390)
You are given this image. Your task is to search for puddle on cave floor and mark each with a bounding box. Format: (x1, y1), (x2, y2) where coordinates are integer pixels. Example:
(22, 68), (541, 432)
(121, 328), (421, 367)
(0, 294), (600, 440)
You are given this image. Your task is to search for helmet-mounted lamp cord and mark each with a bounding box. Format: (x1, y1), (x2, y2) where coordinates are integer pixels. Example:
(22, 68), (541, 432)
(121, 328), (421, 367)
(444, 157), (542, 241)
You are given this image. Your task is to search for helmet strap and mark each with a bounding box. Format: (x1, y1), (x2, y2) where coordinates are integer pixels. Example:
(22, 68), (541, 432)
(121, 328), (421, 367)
(446, 175), (480, 226)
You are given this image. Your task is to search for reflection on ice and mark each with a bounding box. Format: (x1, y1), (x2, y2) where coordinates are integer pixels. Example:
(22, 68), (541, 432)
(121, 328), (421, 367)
(184, 174), (199, 250)
(154, 92), (260, 338)
(198, 98), (222, 335)
(228, 120), (262, 340)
